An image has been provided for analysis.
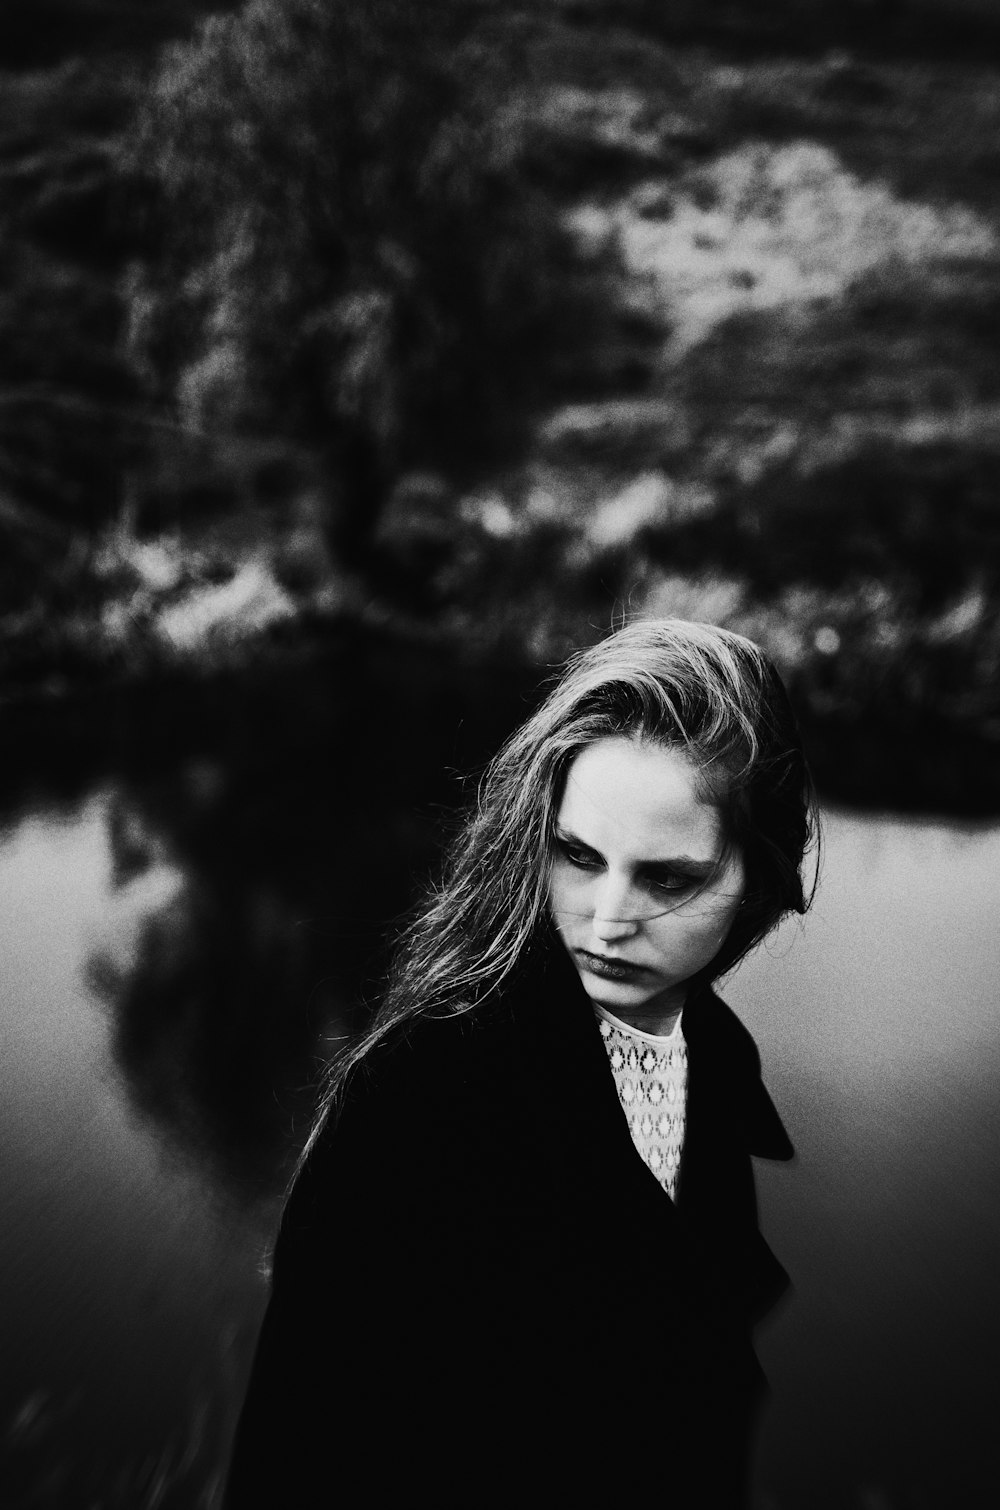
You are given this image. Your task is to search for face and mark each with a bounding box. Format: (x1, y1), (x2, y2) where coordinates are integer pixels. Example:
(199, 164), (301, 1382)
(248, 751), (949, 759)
(547, 736), (745, 1034)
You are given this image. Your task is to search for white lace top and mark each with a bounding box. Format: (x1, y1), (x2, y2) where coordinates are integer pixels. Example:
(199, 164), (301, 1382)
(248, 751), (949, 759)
(595, 1004), (689, 1201)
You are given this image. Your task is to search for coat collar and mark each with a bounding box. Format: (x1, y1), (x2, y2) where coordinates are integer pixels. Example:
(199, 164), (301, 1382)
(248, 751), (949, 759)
(506, 938), (701, 1285)
(510, 935), (792, 1169)
(501, 936), (793, 1302)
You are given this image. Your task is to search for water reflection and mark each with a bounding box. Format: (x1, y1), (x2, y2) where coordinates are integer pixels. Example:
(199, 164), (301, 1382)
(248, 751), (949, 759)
(17, 633), (541, 1200)
(0, 632), (540, 1506)
(0, 800), (262, 1508)
(87, 773), (339, 1199)
(1, 647), (999, 1506)
(730, 810), (1000, 1510)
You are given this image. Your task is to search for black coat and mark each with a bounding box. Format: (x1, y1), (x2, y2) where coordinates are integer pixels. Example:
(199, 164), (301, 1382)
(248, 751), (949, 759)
(225, 939), (793, 1508)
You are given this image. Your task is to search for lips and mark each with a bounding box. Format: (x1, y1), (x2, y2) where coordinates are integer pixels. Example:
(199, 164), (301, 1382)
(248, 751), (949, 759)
(578, 951), (647, 982)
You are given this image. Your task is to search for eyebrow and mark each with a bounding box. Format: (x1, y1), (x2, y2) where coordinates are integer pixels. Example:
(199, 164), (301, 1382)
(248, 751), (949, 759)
(553, 826), (719, 876)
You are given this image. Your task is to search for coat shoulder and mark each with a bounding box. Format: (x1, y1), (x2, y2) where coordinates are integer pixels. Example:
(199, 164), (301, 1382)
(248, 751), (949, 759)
(285, 1001), (523, 1231)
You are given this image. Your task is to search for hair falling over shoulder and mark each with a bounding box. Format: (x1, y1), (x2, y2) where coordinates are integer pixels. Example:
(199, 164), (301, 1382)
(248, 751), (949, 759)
(297, 617), (820, 1169)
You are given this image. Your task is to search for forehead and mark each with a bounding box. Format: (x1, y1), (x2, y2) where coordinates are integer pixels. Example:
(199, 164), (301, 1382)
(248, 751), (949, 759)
(556, 737), (723, 860)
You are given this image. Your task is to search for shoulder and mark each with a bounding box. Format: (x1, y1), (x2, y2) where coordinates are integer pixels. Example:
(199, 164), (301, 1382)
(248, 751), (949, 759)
(349, 995), (521, 1112)
(341, 944), (568, 1108)
(284, 951), (578, 1231)
(296, 999), (521, 1190)
(276, 991), (547, 1276)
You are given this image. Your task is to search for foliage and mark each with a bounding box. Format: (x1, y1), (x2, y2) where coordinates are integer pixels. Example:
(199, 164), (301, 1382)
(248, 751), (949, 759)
(4, 1), (1000, 811)
(126, 0), (581, 559)
(0, 56), (144, 607)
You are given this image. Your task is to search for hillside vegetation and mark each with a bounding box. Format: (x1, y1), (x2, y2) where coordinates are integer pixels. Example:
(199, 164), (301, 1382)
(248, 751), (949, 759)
(3, 0), (1000, 808)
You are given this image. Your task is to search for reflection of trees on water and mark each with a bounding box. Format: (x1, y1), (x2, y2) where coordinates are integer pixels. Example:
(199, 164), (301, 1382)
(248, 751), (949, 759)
(89, 777), (331, 1200)
(84, 629), (536, 1198)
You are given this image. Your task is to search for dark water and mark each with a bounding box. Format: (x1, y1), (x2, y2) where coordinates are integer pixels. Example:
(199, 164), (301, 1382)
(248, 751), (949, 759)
(1, 656), (998, 1507)
(729, 811), (1000, 1509)
(0, 637), (543, 1508)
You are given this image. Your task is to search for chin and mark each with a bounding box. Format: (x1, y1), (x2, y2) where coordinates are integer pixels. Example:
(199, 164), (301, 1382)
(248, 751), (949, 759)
(581, 976), (651, 1007)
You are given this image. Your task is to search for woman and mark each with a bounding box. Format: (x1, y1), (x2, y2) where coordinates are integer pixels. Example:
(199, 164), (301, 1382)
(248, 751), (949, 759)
(225, 618), (818, 1508)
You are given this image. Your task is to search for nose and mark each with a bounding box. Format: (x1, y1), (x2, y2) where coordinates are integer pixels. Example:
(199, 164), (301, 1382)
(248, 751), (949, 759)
(591, 874), (641, 942)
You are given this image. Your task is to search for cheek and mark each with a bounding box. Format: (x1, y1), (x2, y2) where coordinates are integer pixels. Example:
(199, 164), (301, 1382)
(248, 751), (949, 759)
(702, 896), (743, 962)
(651, 895), (741, 966)
(706, 887), (744, 944)
(547, 874), (570, 924)
(547, 862), (585, 918)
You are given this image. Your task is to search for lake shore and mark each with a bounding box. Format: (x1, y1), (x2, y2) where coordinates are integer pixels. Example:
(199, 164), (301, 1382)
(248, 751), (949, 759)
(3, 0), (1000, 819)
(2, 611), (998, 825)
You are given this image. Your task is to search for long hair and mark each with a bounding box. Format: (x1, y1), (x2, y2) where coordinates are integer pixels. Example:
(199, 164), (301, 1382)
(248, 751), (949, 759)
(302, 617), (818, 1160)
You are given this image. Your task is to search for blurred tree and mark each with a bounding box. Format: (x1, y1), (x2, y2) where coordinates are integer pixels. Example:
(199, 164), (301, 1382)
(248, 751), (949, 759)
(0, 58), (142, 607)
(126, 0), (578, 567)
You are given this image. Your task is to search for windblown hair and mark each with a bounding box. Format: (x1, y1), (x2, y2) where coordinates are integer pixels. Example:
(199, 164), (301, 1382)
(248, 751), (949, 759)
(303, 618), (818, 1158)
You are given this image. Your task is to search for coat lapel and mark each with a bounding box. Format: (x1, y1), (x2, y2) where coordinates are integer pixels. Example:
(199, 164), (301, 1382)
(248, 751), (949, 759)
(679, 985), (794, 1321)
(507, 943), (792, 1322)
(510, 941), (718, 1282)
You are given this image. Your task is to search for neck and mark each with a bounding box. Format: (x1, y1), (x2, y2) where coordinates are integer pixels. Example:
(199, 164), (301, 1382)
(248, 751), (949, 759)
(601, 989), (687, 1038)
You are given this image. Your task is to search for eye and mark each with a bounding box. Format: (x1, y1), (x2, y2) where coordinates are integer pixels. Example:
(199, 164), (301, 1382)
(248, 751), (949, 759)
(644, 870), (700, 897)
(555, 837), (602, 871)
(648, 874), (692, 895)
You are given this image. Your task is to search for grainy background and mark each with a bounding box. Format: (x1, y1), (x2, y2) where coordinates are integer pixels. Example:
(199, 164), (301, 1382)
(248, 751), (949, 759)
(1, 2), (999, 1505)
